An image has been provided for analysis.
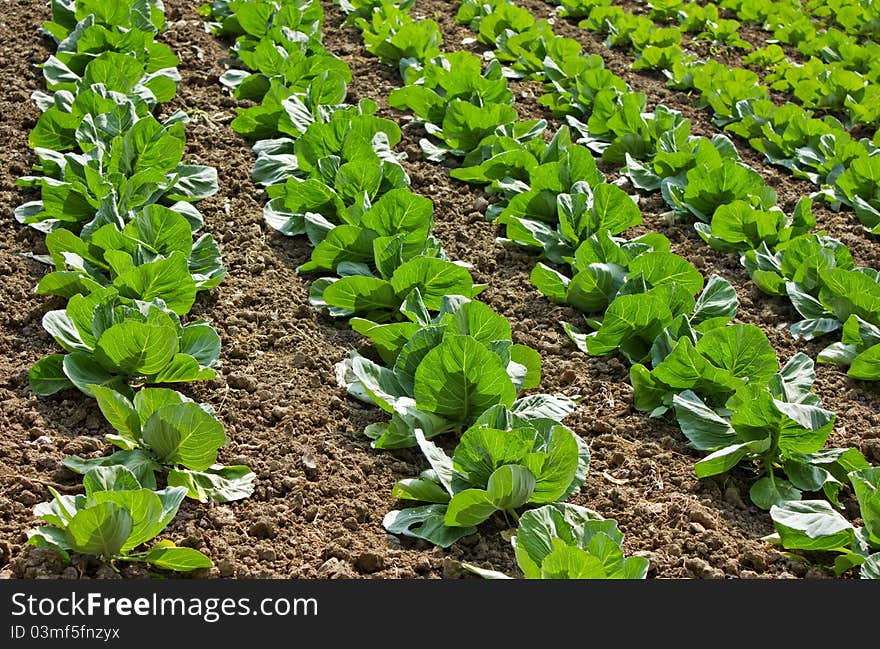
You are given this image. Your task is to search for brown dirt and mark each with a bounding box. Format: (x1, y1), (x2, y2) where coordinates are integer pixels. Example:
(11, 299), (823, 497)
(0, 0), (878, 582)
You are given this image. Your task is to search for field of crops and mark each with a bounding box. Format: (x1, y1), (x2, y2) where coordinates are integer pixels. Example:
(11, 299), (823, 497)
(1, 0), (879, 580)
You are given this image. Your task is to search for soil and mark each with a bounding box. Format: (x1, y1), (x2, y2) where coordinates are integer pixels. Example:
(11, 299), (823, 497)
(0, 0), (878, 581)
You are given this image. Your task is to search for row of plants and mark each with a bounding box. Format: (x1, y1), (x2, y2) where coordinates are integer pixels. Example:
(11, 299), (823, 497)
(15, 0), (255, 574)
(612, 0), (880, 134)
(345, 0), (880, 577)
(199, 0), (646, 578)
(720, 0), (880, 57)
(543, 0), (880, 240)
(570, 0), (880, 133)
(447, 0), (880, 381)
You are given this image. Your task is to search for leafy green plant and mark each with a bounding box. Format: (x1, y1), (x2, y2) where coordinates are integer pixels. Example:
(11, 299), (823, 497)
(42, 48), (179, 109)
(384, 414), (589, 547)
(672, 354), (868, 508)
(531, 231), (683, 315)
(17, 113), (217, 235)
(694, 197), (816, 252)
(661, 137), (777, 222)
(310, 253), (483, 322)
(30, 288), (220, 397)
(45, 18), (176, 80)
(828, 154), (880, 233)
(567, 92), (692, 165)
(743, 234), (880, 344)
(563, 260), (728, 364)
(336, 294), (567, 448)
(631, 322), (772, 416)
(207, 0), (324, 41)
(63, 386), (255, 503)
(540, 52), (628, 117)
(819, 316), (880, 380)
(33, 204), (224, 307)
(389, 52), (517, 160)
(356, 3), (441, 65)
(464, 503), (649, 579)
(28, 466), (212, 572)
(297, 188), (439, 273)
(769, 467), (880, 578)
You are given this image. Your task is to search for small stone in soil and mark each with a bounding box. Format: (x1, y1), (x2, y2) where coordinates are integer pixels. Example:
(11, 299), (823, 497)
(248, 519), (276, 540)
(354, 552), (384, 573)
(687, 504), (717, 529)
(301, 452), (319, 480)
(227, 373), (258, 392)
(218, 559), (235, 577)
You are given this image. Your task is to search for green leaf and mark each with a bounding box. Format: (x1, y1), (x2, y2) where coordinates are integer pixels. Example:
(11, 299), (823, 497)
(166, 465), (255, 503)
(62, 450), (159, 490)
(696, 324), (778, 382)
(90, 385), (141, 445)
(361, 188), (433, 243)
(862, 554), (880, 579)
(179, 323), (220, 368)
(444, 489), (498, 527)
(82, 465), (141, 494)
(770, 500), (856, 551)
(383, 505), (476, 548)
(142, 403), (226, 471)
(350, 318), (421, 364)
(64, 502), (132, 558)
(694, 438), (770, 478)
(510, 344), (541, 390)
(42, 310), (89, 353)
(538, 545), (599, 579)
(453, 426), (535, 486)
(391, 478), (451, 504)
(299, 225), (377, 273)
(322, 276), (397, 318)
(132, 387), (186, 424)
(849, 344), (880, 380)
(514, 503), (619, 577)
(414, 430), (456, 495)
(729, 384), (835, 456)
(90, 487), (185, 551)
(333, 160), (383, 205)
(690, 275), (738, 328)
(673, 390), (736, 451)
(487, 464), (536, 509)
(165, 165), (217, 202)
(567, 263), (626, 313)
(130, 205), (193, 256)
(150, 353), (215, 384)
(443, 300), (513, 344)
(627, 251), (704, 295)
(141, 545), (212, 571)
(113, 252), (197, 315)
(589, 184), (642, 235)
(531, 426), (581, 503)
(94, 320), (179, 376)
(585, 290), (674, 363)
(349, 354), (407, 413)
(30, 354), (74, 395)
(530, 263), (569, 303)
(414, 335), (516, 422)
(63, 351), (129, 397)
(750, 477), (801, 509)
(849, 467), (880, 545)
(392, 326), (445, 396)
(389, 257), (476, 311)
